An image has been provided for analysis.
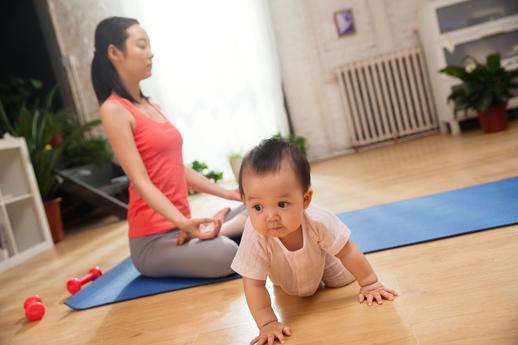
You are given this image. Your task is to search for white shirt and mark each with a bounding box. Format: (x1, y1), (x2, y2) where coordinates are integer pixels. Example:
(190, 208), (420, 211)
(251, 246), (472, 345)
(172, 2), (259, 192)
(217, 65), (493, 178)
(231, 205), (351, 296)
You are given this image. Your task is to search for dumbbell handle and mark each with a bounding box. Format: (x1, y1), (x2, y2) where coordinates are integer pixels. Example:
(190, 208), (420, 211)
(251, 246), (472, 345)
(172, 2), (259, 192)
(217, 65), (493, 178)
(76, 271), (97, 285)
(67, 267), (102, 294)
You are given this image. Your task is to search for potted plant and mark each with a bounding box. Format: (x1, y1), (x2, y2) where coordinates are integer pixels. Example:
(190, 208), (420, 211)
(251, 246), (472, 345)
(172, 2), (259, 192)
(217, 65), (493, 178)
(272, 132), (308, 154)
(439, 53), (518, 133)
(188, 160), (224, 195)
(228, 151), (243, 182)
(0, 79), (106, 242)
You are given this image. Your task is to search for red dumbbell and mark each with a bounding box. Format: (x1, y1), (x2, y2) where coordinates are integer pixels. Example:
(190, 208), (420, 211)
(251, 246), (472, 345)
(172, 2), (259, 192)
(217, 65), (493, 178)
(24, 295), (45, 321)
(67, 266), (102, 294)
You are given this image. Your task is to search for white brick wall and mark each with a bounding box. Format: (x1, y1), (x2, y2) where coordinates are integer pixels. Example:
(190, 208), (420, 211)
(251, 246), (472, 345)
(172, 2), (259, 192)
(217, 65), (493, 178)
(41, 0), (124, 126)
(43, 0), (422, 161)
(269, 0), (423, 160)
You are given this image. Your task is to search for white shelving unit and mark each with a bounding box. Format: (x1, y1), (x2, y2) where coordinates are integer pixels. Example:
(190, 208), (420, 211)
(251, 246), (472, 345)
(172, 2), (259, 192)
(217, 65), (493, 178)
(418, 0), (518, 134)
(0, 137), (54, 273)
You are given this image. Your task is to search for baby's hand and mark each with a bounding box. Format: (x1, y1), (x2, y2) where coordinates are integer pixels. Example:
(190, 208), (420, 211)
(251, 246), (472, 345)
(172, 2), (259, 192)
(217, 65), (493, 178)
(358, 281), (398, 306)
(250, 321), (291, 345)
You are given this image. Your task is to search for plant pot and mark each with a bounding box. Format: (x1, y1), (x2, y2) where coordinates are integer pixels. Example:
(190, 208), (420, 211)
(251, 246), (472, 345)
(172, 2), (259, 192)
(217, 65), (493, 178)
(229, 158), (243, 182)
(43, 197), (64, 243)
(477, 103), (508, 133)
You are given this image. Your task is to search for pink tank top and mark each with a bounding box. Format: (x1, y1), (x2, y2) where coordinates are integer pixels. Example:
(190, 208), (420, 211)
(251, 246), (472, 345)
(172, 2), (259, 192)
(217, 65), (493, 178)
(109, 95), (191, 238)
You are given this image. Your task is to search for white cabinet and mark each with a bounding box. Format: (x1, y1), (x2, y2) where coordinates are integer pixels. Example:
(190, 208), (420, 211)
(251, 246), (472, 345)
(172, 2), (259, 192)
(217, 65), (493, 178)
(418, 0), (518, 134)
(0, 137), (53, 273)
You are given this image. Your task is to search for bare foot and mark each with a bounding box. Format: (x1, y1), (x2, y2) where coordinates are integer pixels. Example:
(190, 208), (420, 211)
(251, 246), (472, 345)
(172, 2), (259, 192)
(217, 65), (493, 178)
(220, 213), (247, 238)
(213, 207), (231, 222)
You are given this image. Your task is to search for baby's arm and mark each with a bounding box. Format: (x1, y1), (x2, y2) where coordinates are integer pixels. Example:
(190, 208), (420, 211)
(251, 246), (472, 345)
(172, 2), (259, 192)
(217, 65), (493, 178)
(242, 277), (291, 344)
(336, 240), (398, 305)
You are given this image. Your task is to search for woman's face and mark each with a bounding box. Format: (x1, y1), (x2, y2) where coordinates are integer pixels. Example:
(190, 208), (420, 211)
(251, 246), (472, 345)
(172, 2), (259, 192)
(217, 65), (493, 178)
(112, 24), (154, 81)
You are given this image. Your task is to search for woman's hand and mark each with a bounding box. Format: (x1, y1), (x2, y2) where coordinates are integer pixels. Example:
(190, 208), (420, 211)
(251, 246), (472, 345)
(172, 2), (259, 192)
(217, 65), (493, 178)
(176, 217), (222, 245)
(358, 281), (398, 306)
(250, 321), (291, 345)
(225, 187), (242, 201)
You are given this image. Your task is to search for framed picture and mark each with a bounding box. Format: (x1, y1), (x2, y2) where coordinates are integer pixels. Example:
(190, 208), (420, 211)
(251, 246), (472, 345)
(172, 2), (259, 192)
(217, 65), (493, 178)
(334, 9), (355, 37)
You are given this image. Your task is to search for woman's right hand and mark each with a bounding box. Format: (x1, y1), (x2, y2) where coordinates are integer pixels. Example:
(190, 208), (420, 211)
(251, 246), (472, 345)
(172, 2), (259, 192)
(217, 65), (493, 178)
(176, 217), (221, 245)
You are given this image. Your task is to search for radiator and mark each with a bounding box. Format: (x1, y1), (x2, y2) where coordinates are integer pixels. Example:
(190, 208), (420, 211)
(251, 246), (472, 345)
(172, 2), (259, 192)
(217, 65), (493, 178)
(336, 47), (438, 148)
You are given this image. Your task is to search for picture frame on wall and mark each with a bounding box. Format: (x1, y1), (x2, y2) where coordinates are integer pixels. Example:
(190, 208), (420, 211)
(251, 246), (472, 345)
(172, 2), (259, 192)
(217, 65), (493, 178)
(334, 9), (355, 37)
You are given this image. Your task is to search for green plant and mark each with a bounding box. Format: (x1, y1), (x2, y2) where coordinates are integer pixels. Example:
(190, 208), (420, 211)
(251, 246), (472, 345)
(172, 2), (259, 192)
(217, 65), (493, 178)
(0, 80), (106, 200)
(228, 151), (243, 161)
(190, 160), (224, 183)
(439, 53), (518, 117)
(272, 132), (307, 155)
(52, 109), (111, 168)
(0, 78), (44, 129)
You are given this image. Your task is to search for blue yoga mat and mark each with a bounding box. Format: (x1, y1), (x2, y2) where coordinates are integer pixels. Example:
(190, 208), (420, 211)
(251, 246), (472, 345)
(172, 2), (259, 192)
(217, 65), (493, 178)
(65, 258), (239, 310)
(66, 177), (518, 310)
(338, 177), (518, 253)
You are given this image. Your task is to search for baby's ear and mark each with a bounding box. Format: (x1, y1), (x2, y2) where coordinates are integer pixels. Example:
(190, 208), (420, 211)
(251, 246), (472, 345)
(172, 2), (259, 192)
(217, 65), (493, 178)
(303, 189), (313, 209)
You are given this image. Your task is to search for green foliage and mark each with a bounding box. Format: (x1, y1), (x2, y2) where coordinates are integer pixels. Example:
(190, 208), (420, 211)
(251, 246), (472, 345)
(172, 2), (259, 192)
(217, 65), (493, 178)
(0, 78), (43, 128)
(272, 132), (308, 155)
(0, 79), (110, 200)
(228, 151), (243, 160)
(64, 137), (112, 167)
(439, 53), (518, 116)
(51, 109), (111, 168)
(190, 160), (224, 183)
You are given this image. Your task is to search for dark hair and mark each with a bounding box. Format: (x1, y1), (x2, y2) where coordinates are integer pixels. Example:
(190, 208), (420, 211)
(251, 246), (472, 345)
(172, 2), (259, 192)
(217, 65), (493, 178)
(91, 16), (147, 104)
(239, 138), (311, 196)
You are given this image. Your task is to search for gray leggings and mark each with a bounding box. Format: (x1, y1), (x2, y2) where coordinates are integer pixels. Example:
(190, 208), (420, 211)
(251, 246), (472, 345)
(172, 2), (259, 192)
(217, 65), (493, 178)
(129, 206), (245, 278)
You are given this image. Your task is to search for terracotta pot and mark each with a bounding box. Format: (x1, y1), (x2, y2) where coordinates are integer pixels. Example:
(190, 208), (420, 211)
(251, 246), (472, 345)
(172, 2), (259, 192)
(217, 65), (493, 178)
(477, 103), (508, 133)
(229, 158), (243, 182)
(43, 197), (64, 243)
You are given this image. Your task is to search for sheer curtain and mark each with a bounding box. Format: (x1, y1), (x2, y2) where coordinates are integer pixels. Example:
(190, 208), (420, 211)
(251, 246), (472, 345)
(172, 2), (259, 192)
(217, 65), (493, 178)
(119, 0), (289, 177)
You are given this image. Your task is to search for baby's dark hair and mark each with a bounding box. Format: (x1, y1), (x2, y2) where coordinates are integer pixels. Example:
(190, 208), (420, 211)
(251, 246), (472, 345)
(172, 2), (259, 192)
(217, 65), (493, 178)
(239, 138), (310, 196)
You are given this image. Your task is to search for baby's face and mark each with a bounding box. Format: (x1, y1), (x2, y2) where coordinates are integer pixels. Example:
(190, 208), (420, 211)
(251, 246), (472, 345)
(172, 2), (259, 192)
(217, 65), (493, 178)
(241, 160), (311, 238)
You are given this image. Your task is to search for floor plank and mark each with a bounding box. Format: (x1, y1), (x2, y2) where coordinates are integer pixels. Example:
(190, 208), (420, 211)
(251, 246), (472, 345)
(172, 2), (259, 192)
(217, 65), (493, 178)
(1, 123), (518, 345)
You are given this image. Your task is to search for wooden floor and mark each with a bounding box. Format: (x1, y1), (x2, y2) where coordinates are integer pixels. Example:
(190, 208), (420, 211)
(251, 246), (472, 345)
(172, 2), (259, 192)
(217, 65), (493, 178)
(1, 123), (518, 345)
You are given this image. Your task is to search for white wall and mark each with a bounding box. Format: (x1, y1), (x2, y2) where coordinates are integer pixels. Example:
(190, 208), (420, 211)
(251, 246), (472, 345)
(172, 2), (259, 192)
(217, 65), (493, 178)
(40, 0), (424, 161)
(269, 0), (423, 160)
(36, 0), (123, 125)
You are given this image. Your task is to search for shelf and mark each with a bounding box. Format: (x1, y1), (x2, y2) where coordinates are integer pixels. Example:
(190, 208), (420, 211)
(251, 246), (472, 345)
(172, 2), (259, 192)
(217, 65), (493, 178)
(0, 137), (53, 273)
(442, 28), (518, 66)
(436, 0), (518, 34)
(1, 194), (32, 206)
(419, 0), (518, 134)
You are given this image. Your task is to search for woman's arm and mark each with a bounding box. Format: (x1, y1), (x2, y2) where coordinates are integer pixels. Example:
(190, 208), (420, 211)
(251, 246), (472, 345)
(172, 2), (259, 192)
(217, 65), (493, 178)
(99, 101), (212, 235)
(184, 166), (241, 201)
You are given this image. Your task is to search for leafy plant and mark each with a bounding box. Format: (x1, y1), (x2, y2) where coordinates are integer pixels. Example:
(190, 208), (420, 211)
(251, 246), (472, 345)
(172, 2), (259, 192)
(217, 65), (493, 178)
(228, 151), (243, 161)
(439, 53), (518, 117)
(272, 132), (307, 155)
(0, 78), (44, 129)
(0, 80), (108, 200)
(190, 160), (224, 183)
(51, 109), (111, 168)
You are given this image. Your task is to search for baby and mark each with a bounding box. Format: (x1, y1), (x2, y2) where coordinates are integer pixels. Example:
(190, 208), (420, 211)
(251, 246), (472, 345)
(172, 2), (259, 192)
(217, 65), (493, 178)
(231, 138), (398, 344)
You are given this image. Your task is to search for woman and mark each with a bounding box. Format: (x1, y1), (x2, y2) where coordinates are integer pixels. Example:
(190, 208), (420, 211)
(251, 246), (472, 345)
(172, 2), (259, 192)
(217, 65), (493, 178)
(91, 16), (246, 278)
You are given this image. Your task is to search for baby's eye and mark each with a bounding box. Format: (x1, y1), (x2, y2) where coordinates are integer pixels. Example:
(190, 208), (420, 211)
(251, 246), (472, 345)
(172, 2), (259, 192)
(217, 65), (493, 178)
(278, 201), (289, 208)
(253, 204), (263, 212)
